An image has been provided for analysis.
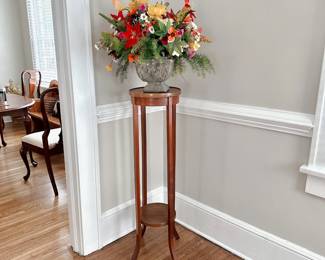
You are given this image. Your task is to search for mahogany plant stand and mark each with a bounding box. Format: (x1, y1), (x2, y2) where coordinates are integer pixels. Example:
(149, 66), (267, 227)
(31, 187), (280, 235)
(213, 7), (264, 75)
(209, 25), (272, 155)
(130, 87), (181, 260)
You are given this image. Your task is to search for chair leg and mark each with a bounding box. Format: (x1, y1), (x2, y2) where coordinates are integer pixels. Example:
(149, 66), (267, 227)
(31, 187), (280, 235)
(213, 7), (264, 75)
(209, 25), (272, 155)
(0, 117), (6, 147)
(29, 151), (38, 167)
(44, 154), (58, 196)
(20, 145), (31, 181)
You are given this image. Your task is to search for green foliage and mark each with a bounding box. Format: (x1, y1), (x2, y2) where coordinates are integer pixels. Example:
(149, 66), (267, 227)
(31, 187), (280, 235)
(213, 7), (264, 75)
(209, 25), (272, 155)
(173, 54), (215, 78)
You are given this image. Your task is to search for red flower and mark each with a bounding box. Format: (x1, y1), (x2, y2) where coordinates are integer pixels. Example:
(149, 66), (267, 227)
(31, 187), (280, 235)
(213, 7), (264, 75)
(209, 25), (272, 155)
(184, 0), (190, 7)
(166, 9), (176, 20)
(111, 10), (125, 21)
(123, 24), (143, 48)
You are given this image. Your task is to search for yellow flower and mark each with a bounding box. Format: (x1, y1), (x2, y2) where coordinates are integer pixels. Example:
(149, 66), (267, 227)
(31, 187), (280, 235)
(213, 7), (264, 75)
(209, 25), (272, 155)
(189, 41), (201, 51)
(129, 0), (148, 10)
(105, 64), (113, 72)
(148, 3), (167, 19)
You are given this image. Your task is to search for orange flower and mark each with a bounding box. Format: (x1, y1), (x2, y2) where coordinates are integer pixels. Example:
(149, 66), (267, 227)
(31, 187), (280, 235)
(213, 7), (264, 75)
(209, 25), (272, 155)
(128, 54), (139, 63)
(167, 27), (177, 43)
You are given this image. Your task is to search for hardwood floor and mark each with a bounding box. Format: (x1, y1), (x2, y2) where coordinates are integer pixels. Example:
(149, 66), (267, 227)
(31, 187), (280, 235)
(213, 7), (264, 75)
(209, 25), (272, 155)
(0, 121), (240, 260)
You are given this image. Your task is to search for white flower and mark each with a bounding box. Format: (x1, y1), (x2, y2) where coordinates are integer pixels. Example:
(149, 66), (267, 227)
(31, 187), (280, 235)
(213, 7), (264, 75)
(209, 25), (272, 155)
(94, 43), (100, 50)
(140, 13), (148, 22)
(191, 22), (198, 30)
(195, 35), (201, 42)
(148, 26), (155, 34)
(172, 50), (180, 57)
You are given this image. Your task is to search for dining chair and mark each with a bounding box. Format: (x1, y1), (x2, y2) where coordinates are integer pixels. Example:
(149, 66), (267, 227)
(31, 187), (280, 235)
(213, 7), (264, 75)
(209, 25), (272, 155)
(20, 87), (63, 196)
(21, 70), (41, 98)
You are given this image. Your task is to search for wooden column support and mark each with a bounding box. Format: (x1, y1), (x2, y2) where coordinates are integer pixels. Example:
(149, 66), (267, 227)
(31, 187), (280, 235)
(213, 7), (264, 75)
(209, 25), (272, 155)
(130, 87), (181, 260)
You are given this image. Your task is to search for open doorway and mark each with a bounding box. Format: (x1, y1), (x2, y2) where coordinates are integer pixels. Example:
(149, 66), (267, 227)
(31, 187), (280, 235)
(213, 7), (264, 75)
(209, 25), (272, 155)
(0, 0), (70, 257)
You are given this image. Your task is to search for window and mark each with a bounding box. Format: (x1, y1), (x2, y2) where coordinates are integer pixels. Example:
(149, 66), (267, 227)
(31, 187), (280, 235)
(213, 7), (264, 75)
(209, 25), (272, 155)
(26, 0), (57, 88)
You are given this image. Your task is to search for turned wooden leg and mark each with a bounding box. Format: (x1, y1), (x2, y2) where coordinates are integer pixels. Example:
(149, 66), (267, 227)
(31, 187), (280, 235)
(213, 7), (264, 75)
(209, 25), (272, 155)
(44, 153), (58, 196)
(141, 106), (147, 237)
(0, 116), (6, 147)
(29, 152), (38, 167)
(167, 98), (176, 259)
(132, 105), (141, 260)
(23, 109), (32, 134)
(20, 145), (31, 181)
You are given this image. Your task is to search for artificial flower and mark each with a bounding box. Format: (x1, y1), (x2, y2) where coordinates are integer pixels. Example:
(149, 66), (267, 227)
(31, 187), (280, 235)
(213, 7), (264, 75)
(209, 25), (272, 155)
(148, 26), (155, 34)
(148, 3), (167, 19)
(172, 50), (180, 57)
(111, 10), (125, 21)
(128, 54), (139, 63)
(129, 0), (148, 10)
(168, 27), (177, 43)
(112, 0), (124, 10)
(122, 23), (143, 48)
(140, 13), (148, 22)
(105, 64), (113, 72)
(189, 41), (200, 51)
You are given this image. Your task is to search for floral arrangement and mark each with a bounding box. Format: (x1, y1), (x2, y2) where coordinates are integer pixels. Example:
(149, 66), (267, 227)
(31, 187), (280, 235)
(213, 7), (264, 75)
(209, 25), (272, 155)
(95, 0), (214, 81)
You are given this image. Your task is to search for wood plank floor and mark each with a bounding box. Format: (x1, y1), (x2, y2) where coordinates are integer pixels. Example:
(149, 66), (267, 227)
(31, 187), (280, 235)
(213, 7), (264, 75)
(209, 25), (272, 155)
(0, 121), (240, 260)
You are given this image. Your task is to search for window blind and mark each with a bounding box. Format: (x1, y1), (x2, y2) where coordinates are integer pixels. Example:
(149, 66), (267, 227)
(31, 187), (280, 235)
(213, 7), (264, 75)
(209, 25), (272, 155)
(26, 0), (57, 88)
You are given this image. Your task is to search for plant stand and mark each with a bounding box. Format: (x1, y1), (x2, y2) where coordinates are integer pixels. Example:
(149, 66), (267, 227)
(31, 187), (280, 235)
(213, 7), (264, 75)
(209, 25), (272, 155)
(130, 87), (181, 260)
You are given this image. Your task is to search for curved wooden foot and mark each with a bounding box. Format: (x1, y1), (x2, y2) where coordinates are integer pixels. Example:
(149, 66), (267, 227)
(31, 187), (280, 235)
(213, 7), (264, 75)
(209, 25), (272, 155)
(44, 154), (58, 196)
(168, 225), (176, 260)
(174, 227), (180, 240)
(141, 225), (147, 237)
(20, 146), (31, 181)
(131, 238), (141, 260)
(29, 152), (38, 167)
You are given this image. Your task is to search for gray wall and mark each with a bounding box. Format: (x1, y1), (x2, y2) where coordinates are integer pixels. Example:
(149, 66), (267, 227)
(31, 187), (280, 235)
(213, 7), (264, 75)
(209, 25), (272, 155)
(90, 0), (325, 256)
(0, 0), (32, 88)
(98, 113), (165, 211)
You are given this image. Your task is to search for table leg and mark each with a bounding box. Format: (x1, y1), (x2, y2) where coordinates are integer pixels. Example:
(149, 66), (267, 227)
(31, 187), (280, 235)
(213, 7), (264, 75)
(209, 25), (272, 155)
(132, 105), (141, 260)
(167, 98), (176, 259)
(141, 106), (147, 237)
(0, 116), (6, 147)
(23, 109), (32, 134)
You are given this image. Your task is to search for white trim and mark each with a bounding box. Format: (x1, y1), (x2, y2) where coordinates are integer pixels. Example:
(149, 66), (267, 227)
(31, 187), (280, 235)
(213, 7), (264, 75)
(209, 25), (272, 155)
(178, 98), (314, 137)
(100, 187), (164, 248)
(175, 191), (325, 260)
(97, 101), (164, 124)
(99, 187), (324, 260)
(96, 98), (314, 137)
(300, 49), (325, 198)
(52, 0), (101, 255)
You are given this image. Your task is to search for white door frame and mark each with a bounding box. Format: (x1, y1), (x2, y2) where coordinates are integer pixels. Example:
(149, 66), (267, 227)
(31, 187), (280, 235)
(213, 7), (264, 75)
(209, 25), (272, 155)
(52, 0), (101, 255)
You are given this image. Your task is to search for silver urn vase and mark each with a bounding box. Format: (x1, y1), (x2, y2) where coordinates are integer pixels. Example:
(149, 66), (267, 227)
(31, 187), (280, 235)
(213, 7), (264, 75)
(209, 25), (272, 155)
(135, 59), (174, 93)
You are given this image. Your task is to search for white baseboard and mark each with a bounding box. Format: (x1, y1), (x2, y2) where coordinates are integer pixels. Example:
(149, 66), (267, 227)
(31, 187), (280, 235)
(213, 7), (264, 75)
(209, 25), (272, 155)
(99, 187), (324, 260)
(99, 187), (165, 248)
(175, 192), (325, 260)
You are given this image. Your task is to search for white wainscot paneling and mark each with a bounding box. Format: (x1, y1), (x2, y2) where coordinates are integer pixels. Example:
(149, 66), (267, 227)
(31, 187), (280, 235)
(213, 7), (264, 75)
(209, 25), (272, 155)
(100, 187), (324, 260)
(300, 49), (325, 199)
(100, 187), (164, 247)
(97, 98), (314, 137)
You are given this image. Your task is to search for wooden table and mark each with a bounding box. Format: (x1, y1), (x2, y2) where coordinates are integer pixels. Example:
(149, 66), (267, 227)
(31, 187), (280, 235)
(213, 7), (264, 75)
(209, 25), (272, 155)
(130, 87), (181, 260)
(0, 94), (35, 147)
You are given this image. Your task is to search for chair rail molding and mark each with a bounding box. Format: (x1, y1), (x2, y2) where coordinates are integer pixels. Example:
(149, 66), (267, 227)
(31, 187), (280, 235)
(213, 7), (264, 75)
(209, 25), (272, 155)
(97, 98), (314, 137)
(52, 0), (101, 255)
(300, 49), (325, 199)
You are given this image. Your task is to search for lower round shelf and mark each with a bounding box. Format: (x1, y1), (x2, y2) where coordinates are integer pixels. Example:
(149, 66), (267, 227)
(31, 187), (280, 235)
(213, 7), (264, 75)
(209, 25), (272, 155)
(141, 203), (168, 227)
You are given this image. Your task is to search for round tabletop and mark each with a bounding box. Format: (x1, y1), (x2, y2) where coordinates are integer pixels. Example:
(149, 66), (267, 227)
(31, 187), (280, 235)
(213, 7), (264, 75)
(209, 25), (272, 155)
(0, 94), (35, 114)
(129, 87), (181, 107)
